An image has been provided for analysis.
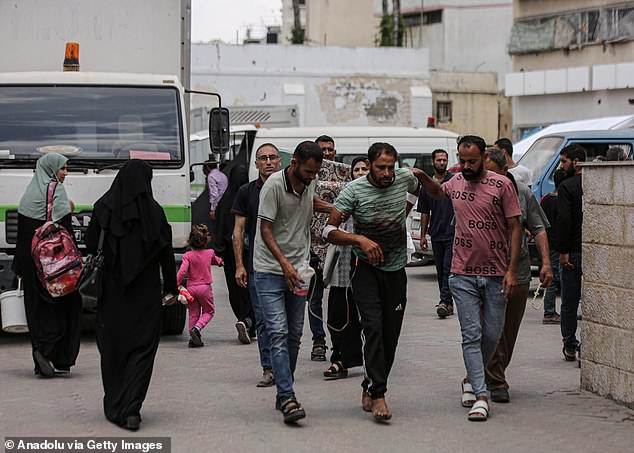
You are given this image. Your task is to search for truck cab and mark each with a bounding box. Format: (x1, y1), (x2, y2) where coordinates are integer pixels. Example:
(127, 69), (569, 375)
(0, 72), (228, 334)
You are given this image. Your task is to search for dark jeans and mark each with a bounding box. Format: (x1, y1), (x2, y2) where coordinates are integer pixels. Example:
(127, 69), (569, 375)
(543, 248), (560, 316)
(327, 287), (363, 368)
(560, 252), (582, 351)
(221, 245), (255, 334)
(308, 257), (326, 346)
(432, 239), (454, 306)
(352, 260), (407, 398)
(485, 283), (530, 390)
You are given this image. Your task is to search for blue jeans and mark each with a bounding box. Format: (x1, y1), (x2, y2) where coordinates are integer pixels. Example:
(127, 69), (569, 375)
(543, 248), (560, 316)
(449, 274), (507, 397)
(432, 239), (454, 306)
(248, 272), (272, 371)
(560, 252), (582, 351)
(254, 272), (306, 404)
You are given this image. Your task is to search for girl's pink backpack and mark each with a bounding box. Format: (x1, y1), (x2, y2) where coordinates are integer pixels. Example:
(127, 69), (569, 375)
(30, 182), (83, 298)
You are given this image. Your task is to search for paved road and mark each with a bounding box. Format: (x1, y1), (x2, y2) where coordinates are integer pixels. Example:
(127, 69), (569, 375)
(2, 265), (633, 453)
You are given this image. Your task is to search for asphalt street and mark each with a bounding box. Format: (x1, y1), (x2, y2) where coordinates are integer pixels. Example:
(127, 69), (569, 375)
(2, 264), (633, 453)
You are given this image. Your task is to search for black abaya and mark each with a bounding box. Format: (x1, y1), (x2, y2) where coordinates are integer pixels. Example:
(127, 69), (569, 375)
(221, 244), (255, 331)
(13, 213), (82, 373)
(85, 160), (177, 428)
(214, 165), (254, 331)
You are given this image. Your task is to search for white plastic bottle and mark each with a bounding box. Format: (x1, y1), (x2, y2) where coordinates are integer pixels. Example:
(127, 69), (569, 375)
(293, 260), (315, 296)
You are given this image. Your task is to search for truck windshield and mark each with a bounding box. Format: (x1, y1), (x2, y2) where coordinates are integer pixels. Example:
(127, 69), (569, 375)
(0, 85), (183, 167)
(517, 136), (564, 178)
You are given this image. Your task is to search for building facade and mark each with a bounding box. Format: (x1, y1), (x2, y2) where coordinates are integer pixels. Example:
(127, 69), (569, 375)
(191, 43), (432, 128)
(306, 0), (379, 46)
(506, 1), (634, 139)
(395, 0), (514, 142)
(277, 1), (514, 142)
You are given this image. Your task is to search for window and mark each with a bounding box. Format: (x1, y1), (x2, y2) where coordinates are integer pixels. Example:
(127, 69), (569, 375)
(510, 6), (634, 54)
(519, 136), (564, 179)
(403, 9), (442, 28)
(424, 10), (442, 25)
(436, 101), (452, 123)
(0, 85), (184, 166)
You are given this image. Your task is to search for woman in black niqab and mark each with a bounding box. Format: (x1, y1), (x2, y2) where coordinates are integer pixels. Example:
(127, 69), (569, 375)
(85, 159), (177, 431)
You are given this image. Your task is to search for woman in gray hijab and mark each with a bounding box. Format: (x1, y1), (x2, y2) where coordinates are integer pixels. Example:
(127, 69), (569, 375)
(12, 153), (82, 378)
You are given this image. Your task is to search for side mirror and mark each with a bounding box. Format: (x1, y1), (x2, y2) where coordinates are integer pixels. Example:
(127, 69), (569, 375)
(209, 107), (230, 155)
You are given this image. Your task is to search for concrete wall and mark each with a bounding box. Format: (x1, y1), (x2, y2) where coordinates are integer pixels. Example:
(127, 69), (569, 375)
(380, 0), (513, 89)
(306, 0), (380, 47)
(430, 71), (504, 143)
(581, 162), (634, 408)
(512, 88), (634, 130)
(191, 43), (432, 127)
(512, 41), (634, 73)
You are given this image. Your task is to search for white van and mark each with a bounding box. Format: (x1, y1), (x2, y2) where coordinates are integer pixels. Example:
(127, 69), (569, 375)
(233, 126), (459, 266)
(239, 126), (459, 180)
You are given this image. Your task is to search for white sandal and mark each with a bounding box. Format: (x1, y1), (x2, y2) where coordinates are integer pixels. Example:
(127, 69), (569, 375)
(461, 379), (476, 407)
(468, 399), (489, 421)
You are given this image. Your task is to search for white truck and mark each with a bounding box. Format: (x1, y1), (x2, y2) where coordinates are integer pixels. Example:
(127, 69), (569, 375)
(0, 0), (228, 333)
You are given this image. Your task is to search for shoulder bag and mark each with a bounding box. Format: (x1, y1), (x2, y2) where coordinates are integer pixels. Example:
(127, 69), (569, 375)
(78, 228), (105, 305)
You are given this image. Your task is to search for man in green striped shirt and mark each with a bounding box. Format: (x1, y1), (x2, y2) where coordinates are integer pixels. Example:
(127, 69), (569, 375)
(324, 142), (419, 421)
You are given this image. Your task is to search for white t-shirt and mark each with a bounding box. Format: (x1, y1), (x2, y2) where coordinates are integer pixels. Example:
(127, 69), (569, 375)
(509, 164), (532, 186)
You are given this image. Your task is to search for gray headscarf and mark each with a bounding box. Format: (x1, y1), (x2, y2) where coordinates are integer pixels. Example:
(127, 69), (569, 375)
(18, 153), (72, 222)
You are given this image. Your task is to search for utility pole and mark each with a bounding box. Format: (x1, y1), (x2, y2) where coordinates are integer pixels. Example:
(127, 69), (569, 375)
(419, 0), (424, 48)
(393, 0), (401, 47)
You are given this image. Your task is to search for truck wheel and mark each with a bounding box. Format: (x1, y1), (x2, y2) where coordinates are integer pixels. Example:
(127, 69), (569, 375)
(161, 303), (186, 335)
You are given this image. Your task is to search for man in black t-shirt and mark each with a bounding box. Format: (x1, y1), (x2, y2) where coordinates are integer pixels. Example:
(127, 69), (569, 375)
(539, 168), (568, 324)
(557, 145), (586, 362)
(231, 143), (281, 387)
(417, 149), (455, 318)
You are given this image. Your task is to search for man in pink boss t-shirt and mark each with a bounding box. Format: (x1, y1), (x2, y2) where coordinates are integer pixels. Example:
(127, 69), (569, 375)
(413, 135), (522, 422)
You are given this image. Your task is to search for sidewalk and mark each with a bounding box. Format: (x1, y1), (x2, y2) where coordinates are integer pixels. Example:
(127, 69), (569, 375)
(1, 265), (633, 452)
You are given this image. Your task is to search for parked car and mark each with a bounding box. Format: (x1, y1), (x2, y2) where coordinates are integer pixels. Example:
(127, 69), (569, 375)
(512, 115), (634, 161)
(518, 129), (634, 201)
(519, 130), (634, 265)
(243, 126), (459, 181)
(406, 204), (434, 266)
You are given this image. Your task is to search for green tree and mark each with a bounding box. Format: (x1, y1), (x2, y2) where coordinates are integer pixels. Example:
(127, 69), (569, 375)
(291, 0), (304, 44)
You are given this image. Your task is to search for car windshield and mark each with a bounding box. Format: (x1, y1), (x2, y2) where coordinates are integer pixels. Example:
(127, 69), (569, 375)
(0, 85), (183, 167)
(339, 154), (431, 171)
(518, 136), (564, 178)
